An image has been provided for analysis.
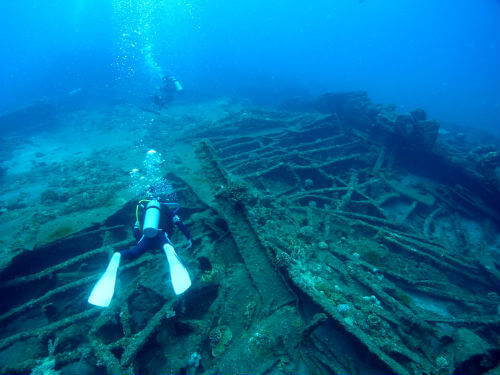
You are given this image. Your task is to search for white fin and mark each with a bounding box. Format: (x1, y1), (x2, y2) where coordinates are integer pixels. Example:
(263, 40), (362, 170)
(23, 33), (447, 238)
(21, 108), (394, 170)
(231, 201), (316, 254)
(88, 253), (121, 307)
(163, 244), (191, 295)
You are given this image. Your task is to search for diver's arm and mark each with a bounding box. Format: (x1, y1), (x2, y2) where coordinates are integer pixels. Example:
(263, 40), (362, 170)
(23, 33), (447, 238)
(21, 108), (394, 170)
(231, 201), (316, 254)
(173, 215), (192, 248)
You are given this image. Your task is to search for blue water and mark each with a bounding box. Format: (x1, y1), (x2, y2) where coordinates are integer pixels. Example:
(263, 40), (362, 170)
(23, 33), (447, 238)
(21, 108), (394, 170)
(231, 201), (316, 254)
(1, 0), (499, 132)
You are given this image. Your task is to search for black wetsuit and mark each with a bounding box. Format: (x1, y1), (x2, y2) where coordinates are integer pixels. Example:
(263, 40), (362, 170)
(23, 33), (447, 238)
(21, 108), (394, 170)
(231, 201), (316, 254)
(120, 206), (191, 260)
(152, 76), (179, 110)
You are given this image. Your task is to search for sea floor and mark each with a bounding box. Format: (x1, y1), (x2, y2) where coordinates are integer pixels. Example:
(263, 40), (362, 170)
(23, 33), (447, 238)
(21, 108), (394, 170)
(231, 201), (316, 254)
(0, 96), (499, 375)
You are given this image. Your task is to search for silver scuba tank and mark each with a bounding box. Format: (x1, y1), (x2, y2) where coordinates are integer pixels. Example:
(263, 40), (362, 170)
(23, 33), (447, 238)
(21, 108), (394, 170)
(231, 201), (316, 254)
(143, 200), (161, 238)
(172, 77), (183, 91)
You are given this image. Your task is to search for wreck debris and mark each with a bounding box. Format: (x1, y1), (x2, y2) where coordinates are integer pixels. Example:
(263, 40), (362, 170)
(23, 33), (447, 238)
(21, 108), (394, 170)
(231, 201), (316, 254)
(194, 141), (296, 312)
(187, 100), (499, 374)
(0, 96), (499, 374)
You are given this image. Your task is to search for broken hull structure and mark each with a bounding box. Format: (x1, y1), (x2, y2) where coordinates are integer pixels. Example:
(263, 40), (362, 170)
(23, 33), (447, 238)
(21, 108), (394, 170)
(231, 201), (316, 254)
(0, 94), (499, 375)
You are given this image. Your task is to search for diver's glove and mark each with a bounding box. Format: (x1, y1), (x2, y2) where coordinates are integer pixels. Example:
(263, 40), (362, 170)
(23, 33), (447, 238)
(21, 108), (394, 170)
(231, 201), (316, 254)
(173, 215), (192, 243)
(185, 239), (193, 250)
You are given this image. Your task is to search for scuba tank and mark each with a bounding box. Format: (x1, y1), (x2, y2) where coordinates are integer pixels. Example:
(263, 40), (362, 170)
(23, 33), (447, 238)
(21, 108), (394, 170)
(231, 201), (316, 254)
(171, 77), (183, 91)
(143, 200), (161, 237)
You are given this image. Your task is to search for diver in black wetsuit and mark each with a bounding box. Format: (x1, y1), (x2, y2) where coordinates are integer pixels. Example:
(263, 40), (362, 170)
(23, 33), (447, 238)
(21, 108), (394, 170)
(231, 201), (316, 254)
(152, 75), (183, 110)
(88, 200), (193, 307)
(121, 201), (192, 259)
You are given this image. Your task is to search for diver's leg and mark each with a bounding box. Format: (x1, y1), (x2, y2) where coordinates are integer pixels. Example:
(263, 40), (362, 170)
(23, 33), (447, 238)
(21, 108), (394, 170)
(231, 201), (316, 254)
(133, 221), (141, 242)
(159, 231), (173, 248)
(120, 236), (150, 260)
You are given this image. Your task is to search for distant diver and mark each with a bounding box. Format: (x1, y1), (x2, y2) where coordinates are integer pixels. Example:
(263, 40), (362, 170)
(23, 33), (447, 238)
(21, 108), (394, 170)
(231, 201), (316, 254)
(88, 199), (193, 307)
(152, 75), (183, 111)
(68, 87), (82, 96)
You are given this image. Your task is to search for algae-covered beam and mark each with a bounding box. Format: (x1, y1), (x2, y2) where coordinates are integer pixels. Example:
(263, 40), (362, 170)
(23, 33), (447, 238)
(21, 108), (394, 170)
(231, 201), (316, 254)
(292, 153), (361, 171)
(381, 235), (490, 289)
(194, 140), (295, 311)
(0, 253), (158, 325)
(286, 264), (416, 375)
(336, 175), (390, 219)
(298, 140), (363, 158)
(383, 232), (482, 274)
(336, 172), (358, 211)
(371, 146), (386, 176)
(381, 174), (435, 206)
(396, 201), (418, 225)
(422, 317), (500, 328)
(0, 308), (99, 351)
(90, 338), (131, 375)
(1, 239), (131, 288)
(0, 346), (83, 374)
(423, 206), (443, 239)
(121, 301), (175, 367)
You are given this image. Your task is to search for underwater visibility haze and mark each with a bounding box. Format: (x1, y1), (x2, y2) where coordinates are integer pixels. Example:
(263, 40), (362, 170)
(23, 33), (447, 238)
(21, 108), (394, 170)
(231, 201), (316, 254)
(1, 0), (500, 130)
(0, 1), (500, 375)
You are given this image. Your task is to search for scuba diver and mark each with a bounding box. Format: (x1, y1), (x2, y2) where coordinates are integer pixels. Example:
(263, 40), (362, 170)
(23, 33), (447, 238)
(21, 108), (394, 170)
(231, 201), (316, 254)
(88, 199), (193, 307)
(152, 75), (183, 111)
